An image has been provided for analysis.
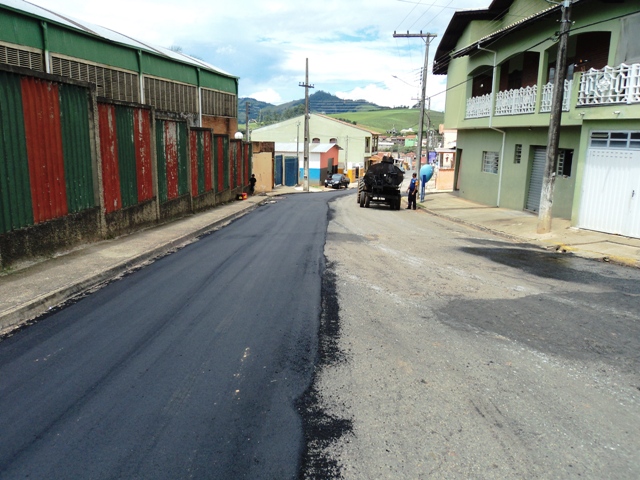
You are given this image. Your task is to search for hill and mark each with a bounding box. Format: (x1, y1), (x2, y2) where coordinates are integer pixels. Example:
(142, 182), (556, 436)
(327, 109), (445, 135)
(239, 90), (385, 124)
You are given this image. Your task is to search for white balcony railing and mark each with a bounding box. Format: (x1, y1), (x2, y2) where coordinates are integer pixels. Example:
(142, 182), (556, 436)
(540, 79), (573, 112)
(578, 63), (640, 106)
(465, 93), (492, 118)
(495, 85), (537, 115)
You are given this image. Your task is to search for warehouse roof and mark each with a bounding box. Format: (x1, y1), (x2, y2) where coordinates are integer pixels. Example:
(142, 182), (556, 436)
(1, 0), (236, 79)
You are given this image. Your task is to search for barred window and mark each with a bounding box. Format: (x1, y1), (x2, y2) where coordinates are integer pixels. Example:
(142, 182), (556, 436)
(51, 56), (139, 102)
(514, 144), (522, 164)
(145, 76), (198, 114)
(0, 43), (44, 71)
(557, 149), (573, 177)
(201, 88), (237, 117)
(482, 151), (499, 174)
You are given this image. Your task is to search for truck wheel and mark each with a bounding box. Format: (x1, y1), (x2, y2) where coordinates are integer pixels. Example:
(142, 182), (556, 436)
(395, 198), (401, 210)
(364, 195), (370, 208)
(357, 191), (361, 203)
(360, 192), (365, 208)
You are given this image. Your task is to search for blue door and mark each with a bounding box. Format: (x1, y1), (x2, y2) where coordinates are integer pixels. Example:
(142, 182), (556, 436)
(285, 156), (298, 186)
(275, 154), (283, 185)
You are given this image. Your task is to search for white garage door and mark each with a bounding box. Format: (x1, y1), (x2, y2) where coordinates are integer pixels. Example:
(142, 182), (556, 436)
(578, 131), (640, 238)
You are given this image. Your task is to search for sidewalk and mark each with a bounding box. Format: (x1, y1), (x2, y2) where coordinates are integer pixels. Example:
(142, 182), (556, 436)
(1, 186), (638, 335)
(417, 191), (640, 268)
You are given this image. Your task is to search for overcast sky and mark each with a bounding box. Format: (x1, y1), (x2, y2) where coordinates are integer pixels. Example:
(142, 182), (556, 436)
(27, 0), (491, 110)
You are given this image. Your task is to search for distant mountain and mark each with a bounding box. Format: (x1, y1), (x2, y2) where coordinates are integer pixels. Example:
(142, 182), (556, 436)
(239, 90), (388, 124)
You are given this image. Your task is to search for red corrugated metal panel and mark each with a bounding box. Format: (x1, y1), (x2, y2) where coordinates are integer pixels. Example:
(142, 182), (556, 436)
(231, 139), (242, 188)
(190, 130), (199, 195)
(21, 77), (68, 223)
(98, 103), (122, 213)
(244, 142), (250, 185)
(165, 121), (179, 200)
(203, 131), (212, 192)
(216, 135), (225, 192)
(133, 108), (153, 202)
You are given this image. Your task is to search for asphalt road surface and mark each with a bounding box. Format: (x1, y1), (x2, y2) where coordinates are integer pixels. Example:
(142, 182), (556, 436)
(0, 193), (347, 480)
(304, 192), (640, 479)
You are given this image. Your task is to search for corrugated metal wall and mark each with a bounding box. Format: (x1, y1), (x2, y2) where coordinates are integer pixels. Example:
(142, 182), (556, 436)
(59, 83), (94, 214)
(21, 77), (68, 223)
(0, 71), (32, 233)
(1, 71), (95, 233)
(156, 119), (188, 203)
(98, 102), (154, 213)
(190, 129), (213, 196)
(98, 103), (122, 214)
(133, 109), (153, 203)
(214, 134), (229, 192)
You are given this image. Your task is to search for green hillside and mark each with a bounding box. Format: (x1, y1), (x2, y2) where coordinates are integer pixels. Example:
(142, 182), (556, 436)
(327, 109), (444, 135)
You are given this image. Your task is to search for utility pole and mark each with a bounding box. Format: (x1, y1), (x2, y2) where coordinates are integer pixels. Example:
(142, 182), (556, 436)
(245, 102), (249, 187)
(299, 58), (314, 192)
(393, 31), (437, 174)
(537, 0), (572, 233)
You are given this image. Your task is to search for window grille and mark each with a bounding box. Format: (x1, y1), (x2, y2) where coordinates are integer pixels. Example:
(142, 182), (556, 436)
(590, 131), (640, 149)
(145, 77), (198, 113)
(482, 151), (499, 174)
(51, 56), (139, 102)
(514, 144), (522, 164)
(201, 88), (237, 117)
(0, 44), (43, 71)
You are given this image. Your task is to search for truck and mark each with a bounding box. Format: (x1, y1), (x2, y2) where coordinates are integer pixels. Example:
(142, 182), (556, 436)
(357, 156), (405, 210)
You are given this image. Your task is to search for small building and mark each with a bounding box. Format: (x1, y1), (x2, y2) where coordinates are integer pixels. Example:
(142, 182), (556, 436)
(251, 114), (378, 183)
(273, 143), (343, 187)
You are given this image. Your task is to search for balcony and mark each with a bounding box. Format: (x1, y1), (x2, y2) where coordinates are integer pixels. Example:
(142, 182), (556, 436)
(578, 63), (640, 106)
(466, 81), (573, 118)
(465, 63), (640, 119)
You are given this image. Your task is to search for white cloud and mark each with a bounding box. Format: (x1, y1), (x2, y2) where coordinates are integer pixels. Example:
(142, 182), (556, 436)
(248, 88), (282, 104)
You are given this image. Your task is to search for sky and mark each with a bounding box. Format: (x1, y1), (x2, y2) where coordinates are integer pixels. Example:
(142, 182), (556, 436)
(27, 0), (491, 111)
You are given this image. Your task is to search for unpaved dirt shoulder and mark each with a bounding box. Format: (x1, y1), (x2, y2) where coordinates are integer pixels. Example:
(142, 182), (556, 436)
(306, 194), (640, 479)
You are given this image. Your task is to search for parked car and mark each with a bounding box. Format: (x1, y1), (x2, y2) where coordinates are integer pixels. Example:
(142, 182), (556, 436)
(325, 173), (350, 189)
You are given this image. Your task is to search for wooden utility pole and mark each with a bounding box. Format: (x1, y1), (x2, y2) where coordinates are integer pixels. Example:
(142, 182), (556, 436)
(537, 0), (572, 233)
(393, 31), (437, 173)
(299, 58), (314, 192)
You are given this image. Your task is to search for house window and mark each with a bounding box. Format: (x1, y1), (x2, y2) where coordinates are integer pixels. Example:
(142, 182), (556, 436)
(482, 151), (499, 174)
(557, 149), (573, 177)
(514, 144), (522, 164)
(312, 138), (320, 143)
(365, 137), (371, 152)
(590, 131), (640, 149)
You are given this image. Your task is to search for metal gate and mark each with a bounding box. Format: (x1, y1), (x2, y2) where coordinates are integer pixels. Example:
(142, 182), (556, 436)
(526, 147), (546, 212)
(578, 146), (640, 238)
(275, 154), (283, 185)
(284, 156), (298, 186)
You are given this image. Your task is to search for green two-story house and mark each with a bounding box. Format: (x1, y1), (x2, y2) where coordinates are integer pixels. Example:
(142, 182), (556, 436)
(434, 0), (640, 238)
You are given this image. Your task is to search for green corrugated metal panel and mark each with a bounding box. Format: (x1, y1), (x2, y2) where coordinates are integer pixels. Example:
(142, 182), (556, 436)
(155, 119), (167, 203)
(141, 55), (199, 86)
(0, 9), (43, 48)
(47, 26), (139, 72)
(58, 83), (95, 213)
(177, 122), (188, 196)
(0, 71), (33, 233)
(199, 70), (238, 95)
(115, 105), (137, 207)
(197, 133), (205, 195)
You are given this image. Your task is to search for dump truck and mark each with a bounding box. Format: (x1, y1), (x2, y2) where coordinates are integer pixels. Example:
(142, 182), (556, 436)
(357, 156), (405, 210)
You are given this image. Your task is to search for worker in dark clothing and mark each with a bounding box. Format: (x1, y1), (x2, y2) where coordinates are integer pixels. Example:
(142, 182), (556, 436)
(406, 172), (419, 210)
